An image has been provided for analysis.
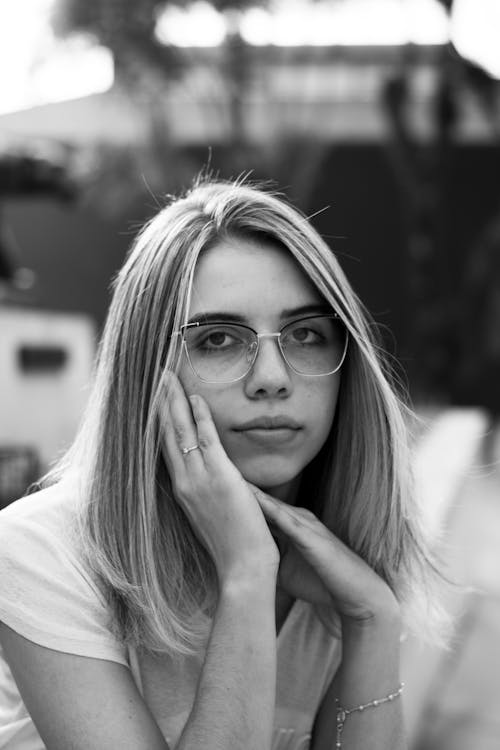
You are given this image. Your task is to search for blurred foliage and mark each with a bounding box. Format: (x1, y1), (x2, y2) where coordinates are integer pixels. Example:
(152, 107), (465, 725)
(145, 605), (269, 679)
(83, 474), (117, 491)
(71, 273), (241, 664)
(50, 0), (267, 90)
(52, 0), (183, 91)
(49, 0), (331, 215)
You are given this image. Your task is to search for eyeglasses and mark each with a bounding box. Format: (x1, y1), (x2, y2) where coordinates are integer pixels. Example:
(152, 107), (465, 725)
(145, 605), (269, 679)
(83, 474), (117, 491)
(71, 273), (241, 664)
(172, 314), (348, 384)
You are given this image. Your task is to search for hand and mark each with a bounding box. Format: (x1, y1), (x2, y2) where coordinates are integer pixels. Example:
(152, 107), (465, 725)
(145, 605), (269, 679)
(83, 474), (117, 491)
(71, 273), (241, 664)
(252, 490), (400, 629)
(159, 375), (279, 586)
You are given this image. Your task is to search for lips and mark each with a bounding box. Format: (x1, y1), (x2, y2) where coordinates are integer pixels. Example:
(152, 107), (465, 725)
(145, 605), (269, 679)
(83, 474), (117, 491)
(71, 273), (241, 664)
(234, 416), (302, 431)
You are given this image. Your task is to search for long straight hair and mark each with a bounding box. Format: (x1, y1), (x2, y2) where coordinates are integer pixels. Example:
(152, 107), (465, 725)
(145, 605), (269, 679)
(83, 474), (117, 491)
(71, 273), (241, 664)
(44, 179), (447, 654)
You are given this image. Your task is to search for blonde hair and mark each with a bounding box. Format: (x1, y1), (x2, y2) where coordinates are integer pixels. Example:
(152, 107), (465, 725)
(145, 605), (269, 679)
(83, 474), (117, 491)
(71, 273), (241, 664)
(44, 178), (447, 654)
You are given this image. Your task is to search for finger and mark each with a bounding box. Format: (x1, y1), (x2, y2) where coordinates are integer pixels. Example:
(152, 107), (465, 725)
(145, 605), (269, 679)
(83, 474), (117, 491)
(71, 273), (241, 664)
(159, 379), (201, 489)
(252, 490), (330, 547)
(159, 368), (176, 403)
(168, 380), (204, 465)
(170, 396), (198, 453)
(254, 494), (343, 591)
(160, 396), (190, 480)
(161, 371), (192, 418)
(189, 394), (230, 465)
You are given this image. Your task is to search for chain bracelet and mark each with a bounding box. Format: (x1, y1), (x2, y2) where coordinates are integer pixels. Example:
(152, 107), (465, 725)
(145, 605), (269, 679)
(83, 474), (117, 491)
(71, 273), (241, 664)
(334, 682), (404, 748)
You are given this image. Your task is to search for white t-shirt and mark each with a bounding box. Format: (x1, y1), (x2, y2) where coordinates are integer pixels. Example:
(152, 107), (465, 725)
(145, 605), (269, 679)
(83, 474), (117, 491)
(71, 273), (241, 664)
(0, 483), (341, 750)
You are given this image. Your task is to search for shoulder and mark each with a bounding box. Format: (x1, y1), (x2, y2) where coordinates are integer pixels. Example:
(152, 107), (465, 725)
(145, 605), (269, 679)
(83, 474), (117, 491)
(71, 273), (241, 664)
(0, 481), (86, 597)
(0, 482), (80, 577)
(0, 482), (127, 665)
(0, 480), (78, 542)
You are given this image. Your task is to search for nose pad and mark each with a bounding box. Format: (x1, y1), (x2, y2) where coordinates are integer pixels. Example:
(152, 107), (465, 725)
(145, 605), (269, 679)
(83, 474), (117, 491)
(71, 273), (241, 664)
(246, 339), (258, 363)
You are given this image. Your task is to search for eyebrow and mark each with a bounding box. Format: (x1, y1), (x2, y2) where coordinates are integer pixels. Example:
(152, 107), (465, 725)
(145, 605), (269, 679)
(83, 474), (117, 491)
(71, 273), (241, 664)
(187, 303), (333, 326)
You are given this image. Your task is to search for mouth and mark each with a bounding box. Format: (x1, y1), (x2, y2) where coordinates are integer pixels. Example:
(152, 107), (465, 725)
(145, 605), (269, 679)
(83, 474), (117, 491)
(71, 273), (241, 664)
(233, 417), (302, 446)
(234, 416), (302, 431)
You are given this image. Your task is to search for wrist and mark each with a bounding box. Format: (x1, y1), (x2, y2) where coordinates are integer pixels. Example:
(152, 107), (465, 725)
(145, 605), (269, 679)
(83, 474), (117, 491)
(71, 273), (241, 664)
(337, 611), (403, 712)
(219, 565), (278, 600)
(217, 576), (277, 627)
(341, 586), (401, 630)
(341, 605), (402, 644)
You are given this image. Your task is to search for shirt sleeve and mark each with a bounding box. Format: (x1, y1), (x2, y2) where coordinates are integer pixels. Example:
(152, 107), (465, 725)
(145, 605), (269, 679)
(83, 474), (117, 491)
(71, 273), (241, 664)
(0, 503), (128, 666)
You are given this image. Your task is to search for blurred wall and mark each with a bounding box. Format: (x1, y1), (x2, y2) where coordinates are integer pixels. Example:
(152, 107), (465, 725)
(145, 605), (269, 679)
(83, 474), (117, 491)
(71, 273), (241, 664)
(2, 197), (142, 327)
(0, 308), (95, 464)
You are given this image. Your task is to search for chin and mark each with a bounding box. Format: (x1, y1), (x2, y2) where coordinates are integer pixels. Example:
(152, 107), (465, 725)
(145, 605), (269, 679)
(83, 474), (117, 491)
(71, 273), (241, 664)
(235, 454), (302, 491)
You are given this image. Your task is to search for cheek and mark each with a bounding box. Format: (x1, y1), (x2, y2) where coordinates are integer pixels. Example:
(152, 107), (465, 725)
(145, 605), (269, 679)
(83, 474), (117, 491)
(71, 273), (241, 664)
(177, 363), (234, 433)
(304, 376), (340, 438)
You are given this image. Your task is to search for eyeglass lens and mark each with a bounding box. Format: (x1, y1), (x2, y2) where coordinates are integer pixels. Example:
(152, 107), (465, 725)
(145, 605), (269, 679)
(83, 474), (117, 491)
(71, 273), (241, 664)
(183, 316), (346, 383)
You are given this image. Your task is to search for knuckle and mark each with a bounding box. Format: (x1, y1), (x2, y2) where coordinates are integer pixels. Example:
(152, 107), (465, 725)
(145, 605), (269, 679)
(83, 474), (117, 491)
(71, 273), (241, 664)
(252, 487), (264, 502)
(198, 434), (211, 451)
(173, 424), (185, 443)
(296, 507), (316, 520)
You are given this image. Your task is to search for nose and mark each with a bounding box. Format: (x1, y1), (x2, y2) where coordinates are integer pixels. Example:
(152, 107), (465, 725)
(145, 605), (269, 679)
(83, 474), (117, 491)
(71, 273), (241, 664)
(244, 335), (292, 399)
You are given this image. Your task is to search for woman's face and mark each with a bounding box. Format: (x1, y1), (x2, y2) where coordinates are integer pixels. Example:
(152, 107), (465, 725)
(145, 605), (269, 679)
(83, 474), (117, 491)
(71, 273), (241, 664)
(178, 236), (341, 502)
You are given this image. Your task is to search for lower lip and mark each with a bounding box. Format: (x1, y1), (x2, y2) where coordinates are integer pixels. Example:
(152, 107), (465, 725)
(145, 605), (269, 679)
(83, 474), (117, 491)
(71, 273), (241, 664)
(235, 428), (301, 445)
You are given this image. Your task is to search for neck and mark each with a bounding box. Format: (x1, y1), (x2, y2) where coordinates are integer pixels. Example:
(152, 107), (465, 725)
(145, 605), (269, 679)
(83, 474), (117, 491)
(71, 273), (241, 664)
(262, 473), (302, 506)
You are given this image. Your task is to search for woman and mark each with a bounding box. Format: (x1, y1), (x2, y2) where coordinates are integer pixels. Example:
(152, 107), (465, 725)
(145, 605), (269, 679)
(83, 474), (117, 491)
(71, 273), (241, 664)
(0, 180), (443, 749)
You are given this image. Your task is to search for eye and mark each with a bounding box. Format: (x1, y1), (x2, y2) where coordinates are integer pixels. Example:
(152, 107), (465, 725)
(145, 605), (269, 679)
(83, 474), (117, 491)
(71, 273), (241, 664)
(288, 326), (322, 344)
(192, 325), (249, 352)
(199, 330), (236, 349)
(205, 331), (229, 347)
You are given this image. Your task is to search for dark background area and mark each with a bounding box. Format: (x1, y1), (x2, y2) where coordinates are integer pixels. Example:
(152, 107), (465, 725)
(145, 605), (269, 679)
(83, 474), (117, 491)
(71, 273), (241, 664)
(4, 142), (499, 403)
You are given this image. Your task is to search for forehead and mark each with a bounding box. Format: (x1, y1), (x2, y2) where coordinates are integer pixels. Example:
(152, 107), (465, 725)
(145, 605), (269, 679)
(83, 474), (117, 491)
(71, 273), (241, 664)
(188, 237), (324, 321)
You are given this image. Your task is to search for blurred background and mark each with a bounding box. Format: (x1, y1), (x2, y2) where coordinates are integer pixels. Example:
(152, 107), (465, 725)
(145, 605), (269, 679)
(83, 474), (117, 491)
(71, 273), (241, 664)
(0, 1), (499, 747)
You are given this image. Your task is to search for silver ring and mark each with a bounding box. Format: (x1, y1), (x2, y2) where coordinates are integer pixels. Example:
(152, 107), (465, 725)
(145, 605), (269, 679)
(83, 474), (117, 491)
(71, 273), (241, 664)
(181, 444), (200, 455)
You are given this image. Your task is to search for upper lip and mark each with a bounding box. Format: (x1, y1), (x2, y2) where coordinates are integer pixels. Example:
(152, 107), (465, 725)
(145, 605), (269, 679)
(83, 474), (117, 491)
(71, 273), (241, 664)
(234, 416), (302, 431)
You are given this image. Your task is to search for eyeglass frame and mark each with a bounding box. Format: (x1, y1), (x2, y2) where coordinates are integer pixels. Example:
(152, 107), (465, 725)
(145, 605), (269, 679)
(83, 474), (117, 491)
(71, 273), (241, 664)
(171, 313), (349, 384)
